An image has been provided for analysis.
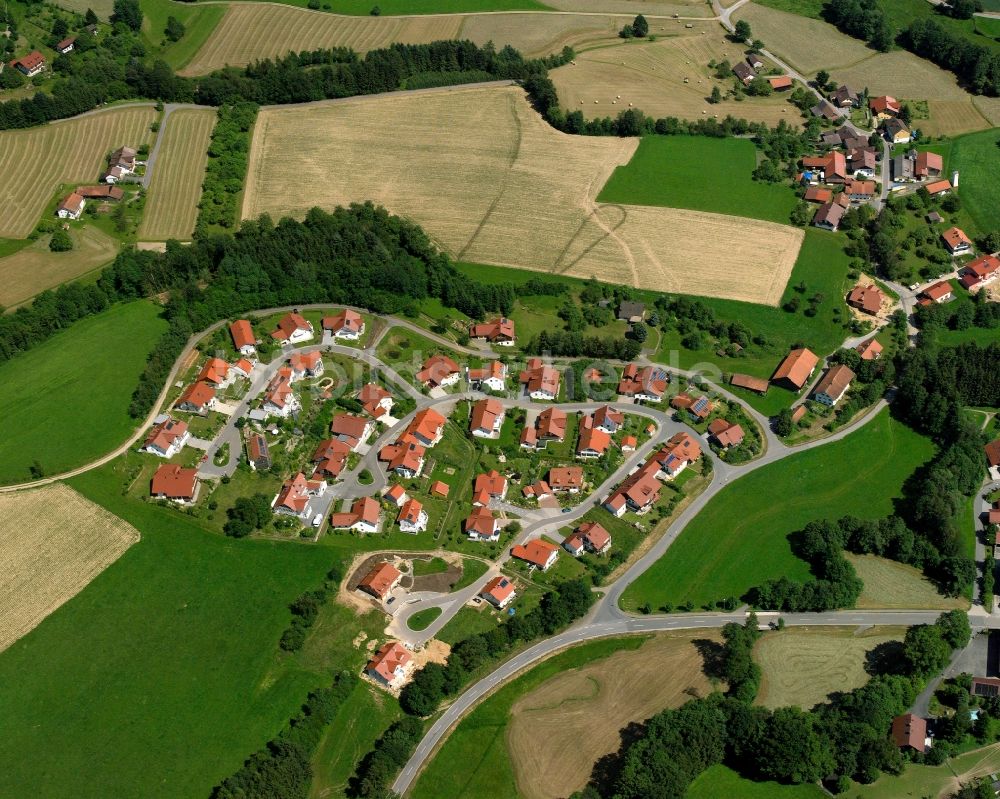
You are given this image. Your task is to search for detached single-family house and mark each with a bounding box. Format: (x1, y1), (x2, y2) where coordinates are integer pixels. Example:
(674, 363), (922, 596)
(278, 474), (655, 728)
(473, 469), (508, 506)
(883, 117), (911, 144)
(984, 439), (1000, 479)
(960, 255), (1000, 291)
(101, 146), (137, 183)
(366, 641), (411, 688)
(397, 498), (427, 533)
(802, 151), (848, 184)
(732, 61), (755, 85)
(618, 363), (668, 402)
(746, 53), (765, 71)
(247, 434), (272, 471)
(920, 281), (953, 304)
(830, 85), (859, 108)
(813, 200), (846, 231)
(271, 312), (313, 344)
(844, 178), (876, 201)
(593, 405), (624, 434)
(671, 392), (712, 420)
(618, 301), (646, 323)
(311, 438), (350, 479)
(847, 147), (877, 178)
(520, 406), (567, 450)
(329, 496), (380, 533)
(273, 472), (326, 520)
(480, 576), (516, 609)
(378, 440), (426, 478)
(847, 283), (885, 316)
(891, 714), (928, 753)
(330, 413), (373, 450)
(322, 309), (364, 340)
(915, 151), (943, 179)
(522, 479), (552, 501)
(810, 99), (840, 121)
(358, 562), (402, 601)
(870, 95), (900, 118)
(150, 464), (199, 503)
(385, 484), (408, 508)
(229, 320), (257, 356)
(941, 226), (973, 256)
(654, 431), (702, 480)
(141, 417), (189, 458)
(925, 179), (952, 196)
(771, 348), (819, 391)
(465, 506), (500, 542)
(519, 358), (560, 400)
(288, 350), (324, 380)
(470, 317), (516, 346)
(56, 192), (85, 220)
(577, 415), (611, 458)
(813, 364), (855, 406)
(358, 383), (394, 420)
(708, 418), (744, 449)
(511, 539), (560, 571)
(549, 466), (584, 493)
(262, 368), (298, 418)
(604, 459), (661, 516)
(467, 360), (507, 392)
(55, 36), (76, 54)
(403, 408), (447, 447)
(856, 337), (883, 361)
(563, 521), (612, 556)
(175, 380), (217, 414)
(417, 354), (461, 388)
(12, 50), (45, 76)
(197, 357), (232, 387)
(470, 398), (505, 438)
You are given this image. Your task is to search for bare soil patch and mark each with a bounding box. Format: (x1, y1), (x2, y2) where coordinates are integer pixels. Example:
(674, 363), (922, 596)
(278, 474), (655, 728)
(754, 625), (905, 711)
(243, 85), (802, 305)
(0, 484), (139, 653)
(506, 630), (721, 799)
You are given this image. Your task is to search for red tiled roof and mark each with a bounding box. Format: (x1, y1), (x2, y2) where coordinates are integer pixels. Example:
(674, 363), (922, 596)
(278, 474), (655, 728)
(311, 439), (350, 478)
(416, 354), (460, 387)
(708, 418), (744, 448)
(519, 358), (561, 396)
(511, 539), (560, 569)
(358, 383), (392, 417)
(814, 364), (855, 401)
(922, 281), (952, 301)
(961, 255), (1000, 289)
(772, 348), (819, 389)
(986, 439), (1000, 468)
(271, 312), (311, 341)
(470, 317), (515, 341)
(367, 641), (410, 682)
(915, 151), (943, 177)
(617, 363), (668, 399)
(430, 480), (450, 497)
(470, 398), (504, 434)
(942, 226), (972, 251)
(577, 416), (611, 456)
(891, 714), (926, 750)
(330, 413), (369, 446)
(151, 464), (197, 500)
(57, 192), (85, 215)
(870, 95), (900, 115)
(804, 186), (832, 203)
(15, 50), (45, 70)
(480, 575), (516, 605)
(474, 469), (507, 498)
(397, 498), (424, 526)
(465, 506), (498, 537)
(768, 75), (792, 89)
(577, 521), (610, 550)
(847, 284), (885, 315)
(230, 320), (255, 350)
(856, 338), (883, 360)
(197, 357), (230, 385)
(359, 562), (402, 599)
(143, 417), (187, 452)
(730, 373), (769, 394)
(925, 179), (952, 195)
(548, 466), (583, 490)
(323, 309), (363, 334)
(176, 380), (216, 410)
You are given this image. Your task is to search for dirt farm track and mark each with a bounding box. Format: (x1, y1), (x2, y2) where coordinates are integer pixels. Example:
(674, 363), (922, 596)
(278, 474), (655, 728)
(242, 85), (803, 306)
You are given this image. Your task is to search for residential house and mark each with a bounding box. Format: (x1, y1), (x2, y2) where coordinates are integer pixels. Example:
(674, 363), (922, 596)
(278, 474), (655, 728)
(802, 151), (848, 184)
(519, 358), (560, 400)
(56, 192), (85, 220)
(262, 368), (298, 417)
(470, 398), (505, 438)
(820, 130), (842, 148)
(467, 360), (507, 392)
(813, 200), (845, 231)
(522, 479), (552, 501)
(576, 415), (611, 458)
(890, 714), (928, 753)
(271, 312), (314, 344)
(397, 498), (427, 533)
(810, 99), (840, 120)
(229, 320), (257, 356)
(960, 255), (1000, 290)
(470, 317), (516, 346)
(654, 431), (702, 479)
(730, 373), (769, 395)
(511, 539), (560, 571)
(101, 146), (137, 183)
(175, 381), (217, 414)
(746, 53), (764, 70)
(566, 521), (612, 556)
(141, 417), (189, 458)
(618, 301), (646, 323)
(942, 226), (973, 256)
(55, 36), (76, 54)
(915, 151), (943, 179)
(150, 464), (199, 503)
(473, 470), (508, 506)
(671, 392), (712, 421)
(520, 406), (567, 449)
(883, 117), (911, 144)
(985, 439), (1000, 479)
(618, 363), (668, 402)
(358, 383), (394, 420)
(768, 75), (792, 90)
(385, 484), (408, 507)
(813, 364), (855, 406)
(288, 350), (324, 380)
(311, 438), (350, 479)
(417, 354), (461, 388)
(330, 496), (380, 533)
(322, 309), (365, 340)
(621, 434), (637, 452)
(273, 472), (326, 519)
(708, 418), (744, 449)
(197, 357), (232, 387)
(549, 466), (584, 493)
(480, 576), (516, 608)
(247, 434), (272, 470)
(870, 95), (900, 118)
(772, 348), (819, 391)
(844, 178), (876, 201)
(11, 50), (45, 76)
(925, 179), (952, 196)
(920, 281), (953, 304)
(403, 408), (447, 447)
(604, 459), (661, 516)
(856, 337), (883, 361)
(593, 405), (624, 434)
(732, 60), (755, 84)
(230, 358), (254, 381)
(847, 283), (885, 315)
(378, 440), (426, 478)
(891, 153), (916, 182)
(847, 147), (877, 178)
(830, 84), (859, 107)
(330, 413), (373, 450)
(366, 641), (411, 688)
(465, 506), (500, 541)
(804, 186), (833, 203)
(358, 562), (402, 601)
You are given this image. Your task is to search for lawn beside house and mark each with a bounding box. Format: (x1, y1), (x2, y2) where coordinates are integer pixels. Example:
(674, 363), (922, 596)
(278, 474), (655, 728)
(0, 301), (167, 484)
(620, 409), (935, 611)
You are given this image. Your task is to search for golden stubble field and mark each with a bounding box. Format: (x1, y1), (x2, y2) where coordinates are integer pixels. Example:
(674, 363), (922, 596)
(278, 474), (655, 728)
(506, 631), (721, 799)
(0, 484), (140, 653)
(0, 226), (118, 309)
(242, 86), (803, 305)
(551, 23), (798, 126)
(0, 105), (156, 239)
(754, 626), (906, 711)
(138, 108), (217, 241)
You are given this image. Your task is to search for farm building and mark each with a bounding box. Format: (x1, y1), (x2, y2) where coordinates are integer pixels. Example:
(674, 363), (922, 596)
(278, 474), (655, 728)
(730, 373), (768, 394)
(915, 151), (943, 179)
(75, 185), (124, 201)
(844, 179), (876, 201)
(767, 76), (792, 90)
(772, 348), (819, 391)
(812, 364), (855, 407)
(56, 192), (85, 220)
(802, 151), (847, 184)
(811, 99), (839, 120)
(804, 186), (832, 203)
(925, 179), (952, 196)
(869, 96), (900, 117)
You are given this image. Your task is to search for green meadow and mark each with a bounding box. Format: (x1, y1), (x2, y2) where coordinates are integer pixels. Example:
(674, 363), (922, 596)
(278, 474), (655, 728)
(621, 409), (935, 611)
(0, 301), (166, 484)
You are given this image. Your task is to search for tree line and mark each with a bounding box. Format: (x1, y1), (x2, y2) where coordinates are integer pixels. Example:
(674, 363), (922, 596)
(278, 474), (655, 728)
(574, 611), (971, 797)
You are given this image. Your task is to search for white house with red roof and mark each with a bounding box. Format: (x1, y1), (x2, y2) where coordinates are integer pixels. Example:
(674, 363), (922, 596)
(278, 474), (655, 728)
(470, 317), (516, 346)
(480, 575), (516, 608)
(287, 350), (324, 380)
(12, 50), (45, 76)
(470, 398), (505, 438)
(150, 464), (199, 503)
(262, 367), (299, 418)
(330, 496), (381, 533)
(378, 441), (426, 478)
(511, 539), (560, 571)
(417, 354), (461, 389)
(465, 506), (500, 541)
(175, 381), (217, 414)
(960, 255), (1000, 291)
(358, 383), (394, 420)
(618, 363), (668, 402)
(473, 470), (508, 506)
(311, 439), (350, 480)
(467, 361), (507, 392)
(141, 417), (189, 458)
(563, 521), (612, 556)
(519, 358), (560, 400)
(323, 309), (365, 341)
(365, 641), (412, 688)
(397, 498), (427, 533)
(271, 312), (314, 344)
(56, 192), (85, 220)
(272, 472), (327, 520)
(229, 320), (257, 356)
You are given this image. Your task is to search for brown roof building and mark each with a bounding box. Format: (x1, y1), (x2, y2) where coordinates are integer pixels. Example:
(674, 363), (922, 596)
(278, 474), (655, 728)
(813, 364), (855, 406)
(890, 713), (927, 752)
(847, 284), (885, 315)
(708, 418), (744, 448)
(730, 373), (769, 395)
(772, 348), (819, 391)
(357, 561), (402, 601)
(150, 464), (198, 502)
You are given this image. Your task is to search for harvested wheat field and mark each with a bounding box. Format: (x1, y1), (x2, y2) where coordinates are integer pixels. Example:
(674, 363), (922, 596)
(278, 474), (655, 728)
(0, 105), (156, 238)
(507, 631), (720, 799)
(0, 226), (119, 309)
(546, 0), (711, 14)
(0, 484), (139, 653)
(973, 96), (1000, 127)
(551, 26), (797, 126)
(139, 108), (216, 241)
(243, 86), (803, 304)
(52, 0), (113, 18)
(733, 4), (871, 74)
(755, 626), (905, 711)
(459, 12), (627, 57)
(847, 553), (967, 611)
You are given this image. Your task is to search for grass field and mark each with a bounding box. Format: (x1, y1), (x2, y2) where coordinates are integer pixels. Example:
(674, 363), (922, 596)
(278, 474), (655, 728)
(0, 226), (118, 309)
(0, 301), (167, 484)
(0, 484), (139, 653)
(853, 742), (1000, 799)
(138, 108), (216, 241)
(621, 409), (935, 610)
(230, 0), (549, 12)
(948, 128), (1000, 236)
(0, 106), (156, 239)
(848, 554), (967, 610)
(754, 626), (905, 710)
(688, 764), (826, 798)
(506, 631), (720, 799)
(0, 465), (339, 799)
(141, 0), (227, 71)
(243, 85), (803, 306)
(550, 24), (800, 127)
(410, 635), (648, 799)
(599, 135), (799, 225)
(408, 607), (443, 630)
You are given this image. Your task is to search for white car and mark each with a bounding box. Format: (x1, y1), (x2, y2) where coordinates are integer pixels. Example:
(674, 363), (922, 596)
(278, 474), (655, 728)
(312, 513), (323, 527)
